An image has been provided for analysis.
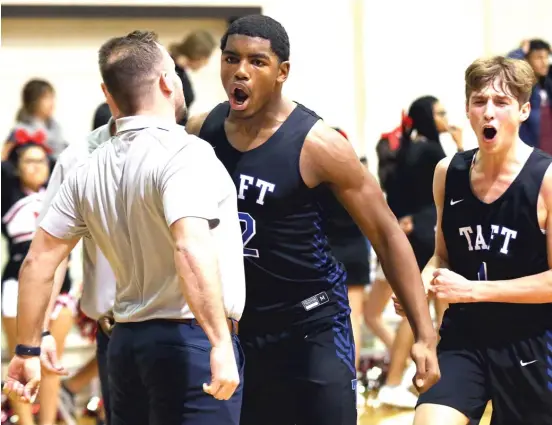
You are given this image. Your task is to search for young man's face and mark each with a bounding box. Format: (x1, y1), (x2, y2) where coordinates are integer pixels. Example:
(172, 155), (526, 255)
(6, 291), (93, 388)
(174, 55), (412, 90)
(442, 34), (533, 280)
(467, 79), (530, 153)
(220, 34), (289, 118)
(527, 48), (550, 78)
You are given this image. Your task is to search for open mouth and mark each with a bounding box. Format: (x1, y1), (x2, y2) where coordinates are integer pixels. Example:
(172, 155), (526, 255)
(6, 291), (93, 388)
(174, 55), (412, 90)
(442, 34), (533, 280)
(229, 87), (250, 111)
(482, 125), (497, 141)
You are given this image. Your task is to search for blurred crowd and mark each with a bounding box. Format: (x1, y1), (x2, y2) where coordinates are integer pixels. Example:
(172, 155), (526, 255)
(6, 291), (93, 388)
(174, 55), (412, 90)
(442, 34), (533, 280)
(1, 32), (550, 423)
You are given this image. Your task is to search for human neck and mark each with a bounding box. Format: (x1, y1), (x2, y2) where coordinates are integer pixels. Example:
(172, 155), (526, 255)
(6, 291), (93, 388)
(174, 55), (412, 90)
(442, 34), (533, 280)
(21, 182), (41, 193)
(124, 104), (175, 123)
(476, 138), (530, 178)
(228, 93), (292, 136)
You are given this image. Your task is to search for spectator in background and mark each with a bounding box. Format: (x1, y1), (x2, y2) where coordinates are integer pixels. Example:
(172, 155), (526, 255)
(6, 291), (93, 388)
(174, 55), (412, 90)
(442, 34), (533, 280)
(170, 30), (216, 124)
(1, 137), (74, 425)
(374, 96), (463, 408)
(2, 79), (68, 162)
(508, 39), (552, 152)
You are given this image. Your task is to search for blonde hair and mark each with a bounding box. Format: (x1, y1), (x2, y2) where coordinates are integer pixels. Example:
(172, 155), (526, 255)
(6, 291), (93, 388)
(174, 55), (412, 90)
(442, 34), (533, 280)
(465, 56), (536, 105)
(174, 30), (215, 61)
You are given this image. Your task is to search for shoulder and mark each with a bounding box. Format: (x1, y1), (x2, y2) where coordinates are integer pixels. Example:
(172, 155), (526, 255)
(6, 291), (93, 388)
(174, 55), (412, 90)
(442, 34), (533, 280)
(301, 120), (363, 186)
(185, 111), (211, 136)
(87, 122), (113, 152)
(56, 141), (88, 172)
(539, 160), (552, 209)
(303, 120), (351, 162)
(434, 155), (454, 181)
(164, 134), (217, 169)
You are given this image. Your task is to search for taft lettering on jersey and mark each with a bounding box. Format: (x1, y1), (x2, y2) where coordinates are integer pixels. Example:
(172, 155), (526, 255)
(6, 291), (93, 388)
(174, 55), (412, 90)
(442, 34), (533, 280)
(458, 224), (517, 254)
(237, 174), (276, 206)
(199, 102), (350, 332)
(440, 148), (552, 331)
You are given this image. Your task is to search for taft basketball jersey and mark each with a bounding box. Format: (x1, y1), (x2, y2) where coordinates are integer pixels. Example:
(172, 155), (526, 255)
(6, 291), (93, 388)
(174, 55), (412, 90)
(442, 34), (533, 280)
(199, 102), (349, 332)
(441, 148), (552, 333)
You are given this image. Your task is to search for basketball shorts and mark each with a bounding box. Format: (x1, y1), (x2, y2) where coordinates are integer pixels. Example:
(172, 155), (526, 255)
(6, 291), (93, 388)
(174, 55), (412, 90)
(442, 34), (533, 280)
(239, 316), (357, 425)
(417, 327), (552, 425)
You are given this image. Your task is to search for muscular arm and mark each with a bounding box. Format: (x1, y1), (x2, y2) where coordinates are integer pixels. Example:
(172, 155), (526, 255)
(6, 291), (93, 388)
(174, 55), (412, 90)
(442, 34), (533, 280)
(17, 229), (79, 347)
(472, 166), (552, 303)
(38, 157), (70, 331)
(170, 217), (231, 346)
(42, 258), (69, 331)
(302, 123), (435, 342)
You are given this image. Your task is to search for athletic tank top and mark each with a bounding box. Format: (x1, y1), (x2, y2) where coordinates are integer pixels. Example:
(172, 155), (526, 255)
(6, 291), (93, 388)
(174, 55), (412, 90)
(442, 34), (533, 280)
(441, 148), (552, 335)
(199, 102), (349, 332)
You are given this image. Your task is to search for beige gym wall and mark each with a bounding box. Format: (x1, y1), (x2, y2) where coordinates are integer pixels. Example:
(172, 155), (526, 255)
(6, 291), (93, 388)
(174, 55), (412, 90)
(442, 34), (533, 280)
(1, 0), (551, 169)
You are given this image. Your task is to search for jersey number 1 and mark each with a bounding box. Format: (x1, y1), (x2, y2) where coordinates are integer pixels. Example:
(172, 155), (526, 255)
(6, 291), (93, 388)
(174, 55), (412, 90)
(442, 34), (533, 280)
(477, 262), (487, 281)
(239, 212), (259, 257)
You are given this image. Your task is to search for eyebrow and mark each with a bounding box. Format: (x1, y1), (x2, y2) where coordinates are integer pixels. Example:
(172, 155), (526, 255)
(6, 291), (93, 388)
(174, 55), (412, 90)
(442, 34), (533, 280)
(222, 50), (271, 60)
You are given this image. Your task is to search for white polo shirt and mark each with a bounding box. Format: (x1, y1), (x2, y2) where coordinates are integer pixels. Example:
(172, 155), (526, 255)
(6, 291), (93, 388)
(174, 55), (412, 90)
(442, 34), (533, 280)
(40, 116), (245, 323)
(38, 121), (116, 321)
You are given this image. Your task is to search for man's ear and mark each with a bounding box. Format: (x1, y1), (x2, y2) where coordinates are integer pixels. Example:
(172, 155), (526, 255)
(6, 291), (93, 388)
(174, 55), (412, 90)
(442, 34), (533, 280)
(519, 101), (531, 123)
(159, 72), (175, 97)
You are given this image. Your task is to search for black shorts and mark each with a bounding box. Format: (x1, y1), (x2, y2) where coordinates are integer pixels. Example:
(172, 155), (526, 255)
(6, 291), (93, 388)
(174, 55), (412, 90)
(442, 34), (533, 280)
(332, 237), (371, 286)
(240, 316), (357, 425)
(417, 327), (552, 425)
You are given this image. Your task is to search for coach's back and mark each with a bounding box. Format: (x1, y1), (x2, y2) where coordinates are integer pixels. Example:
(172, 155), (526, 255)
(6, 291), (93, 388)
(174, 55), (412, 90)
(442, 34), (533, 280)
(50, 116), (245, 323)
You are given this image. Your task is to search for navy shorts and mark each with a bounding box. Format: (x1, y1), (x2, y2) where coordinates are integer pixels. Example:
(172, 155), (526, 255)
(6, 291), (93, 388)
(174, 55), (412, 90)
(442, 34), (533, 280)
(417, 327), (552, 425)
(108, 319), (244, 425)
(240, 316), (357, 425)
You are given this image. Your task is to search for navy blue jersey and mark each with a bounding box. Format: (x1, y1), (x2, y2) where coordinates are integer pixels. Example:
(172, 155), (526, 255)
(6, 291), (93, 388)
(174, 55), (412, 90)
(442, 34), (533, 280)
(441, 148), (552, 335)
(199, 102), (349, 332)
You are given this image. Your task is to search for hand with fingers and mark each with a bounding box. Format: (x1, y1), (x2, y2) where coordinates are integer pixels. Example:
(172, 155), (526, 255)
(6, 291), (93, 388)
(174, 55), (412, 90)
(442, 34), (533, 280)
(203, 340), (240, 401)
(2, 355), (42, 403)
(410, 338), (440, 394)
(40, 334), (68, 376)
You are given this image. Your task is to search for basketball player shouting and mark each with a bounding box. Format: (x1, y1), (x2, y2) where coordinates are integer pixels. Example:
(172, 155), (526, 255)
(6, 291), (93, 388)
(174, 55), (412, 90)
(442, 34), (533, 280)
(187, 14), (439, 425)
(400, 56), (552, 425)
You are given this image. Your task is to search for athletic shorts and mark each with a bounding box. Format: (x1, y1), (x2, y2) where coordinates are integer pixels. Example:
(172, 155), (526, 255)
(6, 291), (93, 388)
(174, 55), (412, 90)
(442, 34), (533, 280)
(240, 316), (357, 425)
(417, 326), (552, 425)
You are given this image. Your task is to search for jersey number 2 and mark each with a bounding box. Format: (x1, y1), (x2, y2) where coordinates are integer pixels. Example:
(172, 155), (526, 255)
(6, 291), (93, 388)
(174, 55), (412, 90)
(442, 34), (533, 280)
(239, 212), (259, 257)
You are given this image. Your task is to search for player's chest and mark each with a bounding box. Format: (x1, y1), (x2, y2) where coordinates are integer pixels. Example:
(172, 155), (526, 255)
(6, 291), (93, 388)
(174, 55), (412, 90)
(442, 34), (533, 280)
(221, 153), (306, 215)
(444, 202), (538, 258)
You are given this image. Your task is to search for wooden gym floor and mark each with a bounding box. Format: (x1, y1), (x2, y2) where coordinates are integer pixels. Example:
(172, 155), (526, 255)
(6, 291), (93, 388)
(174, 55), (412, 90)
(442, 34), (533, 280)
(77, 404), (493, 425)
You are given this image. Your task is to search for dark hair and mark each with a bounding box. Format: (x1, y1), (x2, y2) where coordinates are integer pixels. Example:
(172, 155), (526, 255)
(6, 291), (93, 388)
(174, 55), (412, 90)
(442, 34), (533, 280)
(16, 79), (54, 122)
(465, 56), (536, 105)
(92, 102), (112, 130)
(98, 30), (163, 115)
(528, 39), (551, 54)
(174, 30), (216, 60)
(401, 96), (440, 150)
(220, 15), (290, 62)
(7, 142), (51, 173)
